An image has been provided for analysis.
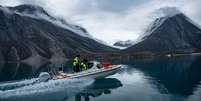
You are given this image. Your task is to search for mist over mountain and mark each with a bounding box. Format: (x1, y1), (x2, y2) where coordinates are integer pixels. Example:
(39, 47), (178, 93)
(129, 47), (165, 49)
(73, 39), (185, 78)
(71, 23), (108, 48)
(0, 4), (116, 63)
(125, 7), (201, 54)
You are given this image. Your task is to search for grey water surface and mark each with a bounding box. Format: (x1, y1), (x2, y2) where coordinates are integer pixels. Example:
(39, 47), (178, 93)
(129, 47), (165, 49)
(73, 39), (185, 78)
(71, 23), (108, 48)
(0, 56), (201, 101)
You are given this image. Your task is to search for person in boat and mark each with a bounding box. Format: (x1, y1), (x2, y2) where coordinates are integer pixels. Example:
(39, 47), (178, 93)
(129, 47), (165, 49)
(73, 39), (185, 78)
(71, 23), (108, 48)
(80, 59), (88, 71)
(73, 55), (81, 72)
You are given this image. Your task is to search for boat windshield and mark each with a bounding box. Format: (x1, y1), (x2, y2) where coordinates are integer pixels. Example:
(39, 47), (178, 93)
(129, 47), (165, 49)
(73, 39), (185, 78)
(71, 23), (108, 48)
(88, 62), (103, 69)
(97, 63), (103, 69)
(88, 63), (94, 69)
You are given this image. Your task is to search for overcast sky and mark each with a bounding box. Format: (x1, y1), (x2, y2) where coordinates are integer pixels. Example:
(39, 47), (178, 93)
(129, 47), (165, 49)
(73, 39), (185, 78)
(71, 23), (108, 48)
(0, 0), (201, 44)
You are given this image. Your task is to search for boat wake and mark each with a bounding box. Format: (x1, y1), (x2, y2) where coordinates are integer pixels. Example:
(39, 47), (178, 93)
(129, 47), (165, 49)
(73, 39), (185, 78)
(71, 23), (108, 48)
(0, 78), (38, 91)
(0, 78), (94, 101)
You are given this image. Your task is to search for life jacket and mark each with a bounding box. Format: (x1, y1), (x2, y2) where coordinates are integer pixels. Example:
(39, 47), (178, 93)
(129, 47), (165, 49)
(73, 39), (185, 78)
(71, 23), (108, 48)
(81, 62), (87, 70)
(73, 57), (80, 66)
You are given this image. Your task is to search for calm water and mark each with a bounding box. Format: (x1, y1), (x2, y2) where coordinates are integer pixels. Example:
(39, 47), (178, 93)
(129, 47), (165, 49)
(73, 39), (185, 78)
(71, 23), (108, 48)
(0, 56), (201, 101)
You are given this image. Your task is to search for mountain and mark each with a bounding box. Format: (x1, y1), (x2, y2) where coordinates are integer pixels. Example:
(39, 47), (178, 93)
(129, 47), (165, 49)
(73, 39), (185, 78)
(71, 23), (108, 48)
(0, 4), (116, 63)
(9, 4), (91, 37)
(9, 4), (52, 17)
(125, 7), (201, 54)
(113, 40), (134, 49)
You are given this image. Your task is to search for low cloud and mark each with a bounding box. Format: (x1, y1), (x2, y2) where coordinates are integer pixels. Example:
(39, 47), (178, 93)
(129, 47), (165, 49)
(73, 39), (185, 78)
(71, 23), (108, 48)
(1, 0), (201, 44)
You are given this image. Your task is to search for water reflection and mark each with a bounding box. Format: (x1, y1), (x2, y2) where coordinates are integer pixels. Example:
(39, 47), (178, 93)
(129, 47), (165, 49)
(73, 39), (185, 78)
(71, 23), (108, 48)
(73, 78), (122, 101)
(0, 56), (201, 101)
(130, 56), (201, 97)
(0, 63), (33, 81)
(0, 62), (70, 82)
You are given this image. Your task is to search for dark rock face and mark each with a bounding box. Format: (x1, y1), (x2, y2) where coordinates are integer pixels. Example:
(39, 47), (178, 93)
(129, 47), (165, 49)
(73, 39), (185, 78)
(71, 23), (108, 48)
(125, 14), (201, 53)
(0, 5), (116, 62)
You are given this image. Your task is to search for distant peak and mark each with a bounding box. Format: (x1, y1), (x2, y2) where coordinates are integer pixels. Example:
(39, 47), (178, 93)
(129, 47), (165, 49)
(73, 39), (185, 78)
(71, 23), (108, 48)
(113, 40), (135, 49)
(154, 7), (182, 18)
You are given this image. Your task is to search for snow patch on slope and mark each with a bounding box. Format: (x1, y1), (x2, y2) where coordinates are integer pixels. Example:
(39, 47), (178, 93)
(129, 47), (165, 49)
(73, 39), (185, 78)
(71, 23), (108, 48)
(143, 17), (167, 37)
(140, 7), (182, 40)
(2, 5), (92, 38)
(0, 5), (112, 46)
(11, 5), (110, 46)
(16, 10), (91, 38)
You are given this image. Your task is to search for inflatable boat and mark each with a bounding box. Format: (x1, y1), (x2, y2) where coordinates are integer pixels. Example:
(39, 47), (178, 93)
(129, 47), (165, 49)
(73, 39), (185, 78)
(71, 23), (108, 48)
(38, 61), (121, 82)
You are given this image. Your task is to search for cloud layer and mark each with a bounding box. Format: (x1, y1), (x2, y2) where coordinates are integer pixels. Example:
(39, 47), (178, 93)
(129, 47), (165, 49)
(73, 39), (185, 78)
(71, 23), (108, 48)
(0, 0), (201, 44)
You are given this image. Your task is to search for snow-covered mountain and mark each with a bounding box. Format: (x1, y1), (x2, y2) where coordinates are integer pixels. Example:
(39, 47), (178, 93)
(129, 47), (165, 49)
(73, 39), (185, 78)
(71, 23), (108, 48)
(125, 7), (201, 53)
(113, 40), (134, 49)
(8, 4), (92, 38)
(0, 4), (116, 63)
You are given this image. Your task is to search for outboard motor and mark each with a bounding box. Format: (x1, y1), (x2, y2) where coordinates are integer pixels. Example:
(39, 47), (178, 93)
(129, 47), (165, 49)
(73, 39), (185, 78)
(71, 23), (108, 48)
(38, 72), (50, 82)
